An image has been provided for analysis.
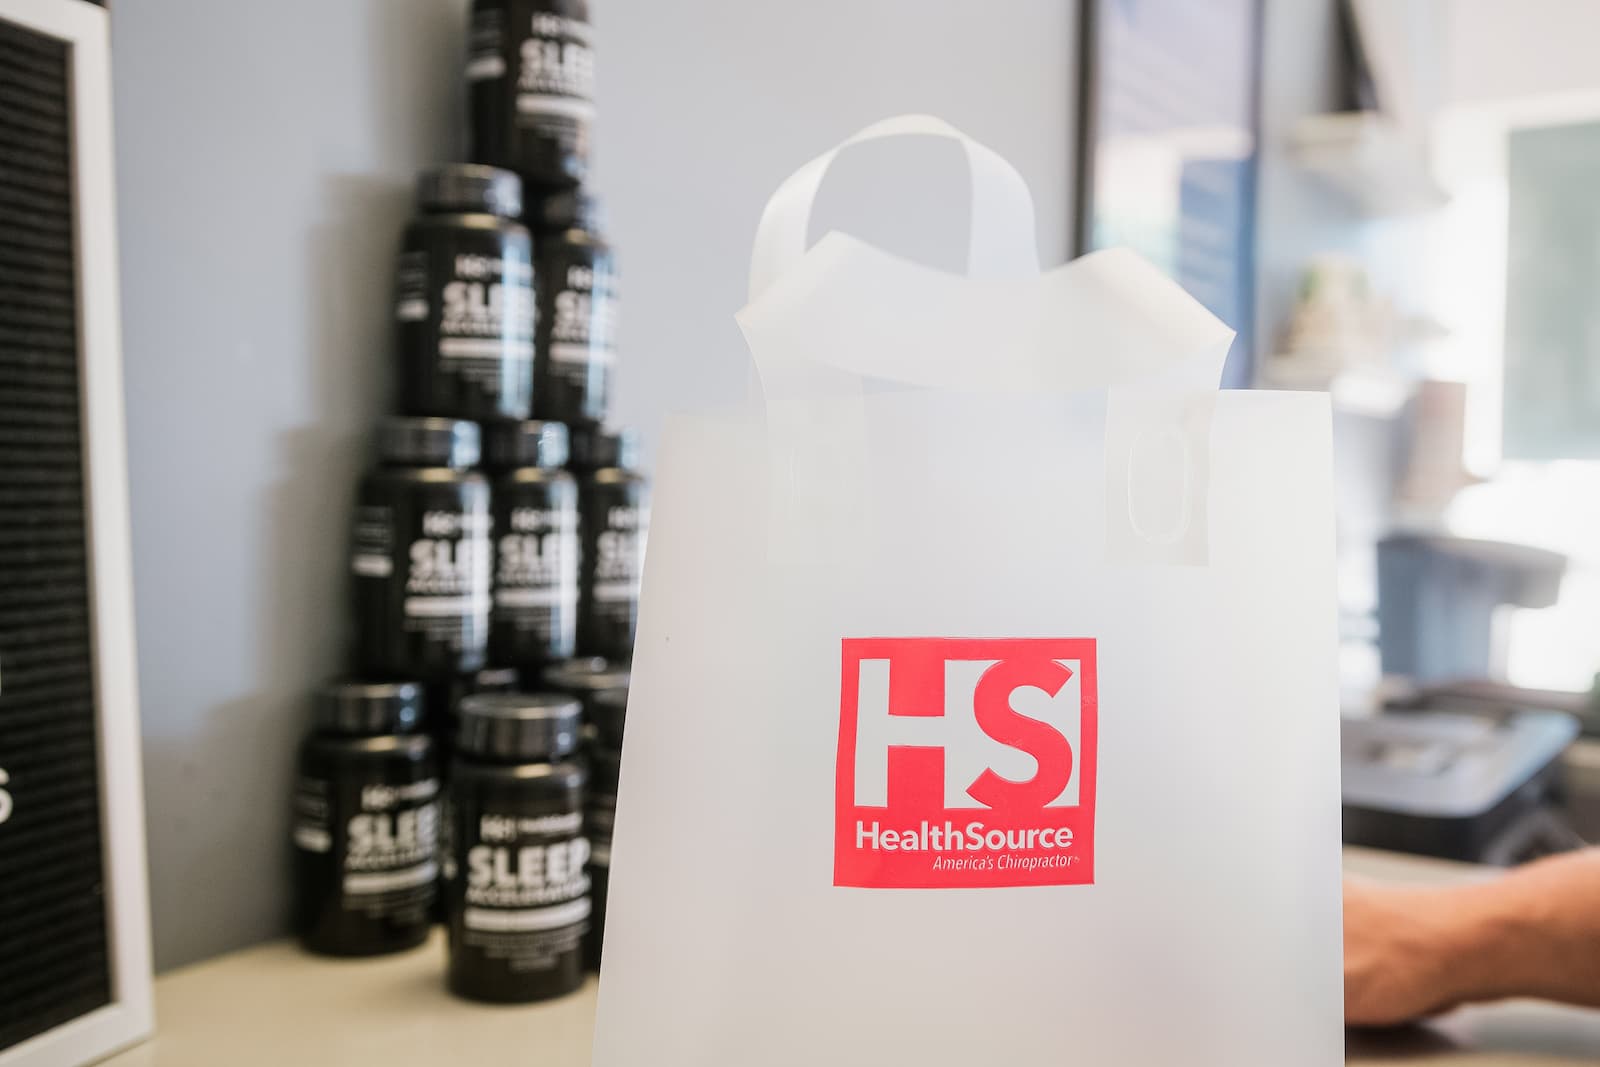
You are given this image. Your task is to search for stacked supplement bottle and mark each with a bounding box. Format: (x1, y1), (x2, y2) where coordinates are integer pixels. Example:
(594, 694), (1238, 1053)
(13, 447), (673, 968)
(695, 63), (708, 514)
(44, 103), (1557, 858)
(289, 0), (646, 1001)
(292, 681), (440, 957)
(542, 656), (629, 968)
(291, 170), (533, 962)
(466, 0), (645, 983)
(445, 693), (591, 1001)
(581, 686), (627, 969)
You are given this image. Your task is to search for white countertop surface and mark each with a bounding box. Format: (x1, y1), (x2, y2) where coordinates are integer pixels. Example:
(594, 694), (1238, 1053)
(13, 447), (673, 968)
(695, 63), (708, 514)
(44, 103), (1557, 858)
(99, 849), (1600, 1067)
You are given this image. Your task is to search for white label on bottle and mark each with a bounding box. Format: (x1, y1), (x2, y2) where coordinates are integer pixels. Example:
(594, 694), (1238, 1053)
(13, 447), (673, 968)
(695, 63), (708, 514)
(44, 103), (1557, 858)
(405, 595), (491, 618)
(294, 826), (331, 853)
(466, 55), (506, 80)
(343, 860), (440, 896)
(463, 897), (591, 933)
(516, 94), (597, 119)
(352, 554), (393, 577)
(550, 341), (616, 366)
(439, 338), (536, 360)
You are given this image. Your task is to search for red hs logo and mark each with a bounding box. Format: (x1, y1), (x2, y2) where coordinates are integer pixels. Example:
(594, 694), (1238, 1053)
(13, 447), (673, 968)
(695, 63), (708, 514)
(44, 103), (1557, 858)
(834, 638), (1098, 889)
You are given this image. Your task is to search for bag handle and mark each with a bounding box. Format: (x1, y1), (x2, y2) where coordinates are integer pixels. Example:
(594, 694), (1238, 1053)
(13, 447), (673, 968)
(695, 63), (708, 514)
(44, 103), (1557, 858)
(746, 115), (1040, 305)
(740, 116), (1230, 568)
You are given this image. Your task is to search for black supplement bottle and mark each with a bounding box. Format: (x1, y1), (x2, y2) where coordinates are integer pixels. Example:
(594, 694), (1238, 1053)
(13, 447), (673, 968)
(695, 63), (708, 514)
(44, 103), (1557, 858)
(486, 419), (581, 669)
(584, 685), (626, 970)
(293, 681), (441, 956)
(532, 189), (617, 427)
(446, 693), (590, 1003)
(433, 665), (523, 723)
(427, 667), (522, 924)
(571, 428), (649, 660)
(467, 0), (594, 189)
(543, 655), (625, 964)
(352, 418), (492, 682)
(396, 165), (537, 420)
(428, 665), (525, 764)
(587, 680), (627, 750)
(541, 656), (629, 719)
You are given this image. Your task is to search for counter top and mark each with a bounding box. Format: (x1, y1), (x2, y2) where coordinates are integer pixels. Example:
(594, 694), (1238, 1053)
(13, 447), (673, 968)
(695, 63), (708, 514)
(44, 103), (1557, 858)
(100, 849), (1600, 1067)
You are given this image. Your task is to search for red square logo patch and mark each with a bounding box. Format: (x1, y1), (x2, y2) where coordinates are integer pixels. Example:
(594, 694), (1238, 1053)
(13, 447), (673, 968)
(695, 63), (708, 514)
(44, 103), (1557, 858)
(835, 638), (1098, 889)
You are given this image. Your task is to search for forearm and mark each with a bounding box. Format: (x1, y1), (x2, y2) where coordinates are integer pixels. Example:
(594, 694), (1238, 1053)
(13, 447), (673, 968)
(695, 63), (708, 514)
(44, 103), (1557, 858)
(1436, 849), (1600, 1009)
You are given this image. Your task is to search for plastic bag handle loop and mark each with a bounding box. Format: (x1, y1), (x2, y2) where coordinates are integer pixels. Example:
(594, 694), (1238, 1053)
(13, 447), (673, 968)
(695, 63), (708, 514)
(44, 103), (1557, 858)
(746, 115), (1039, 305)
(739, 115), (1226, 568)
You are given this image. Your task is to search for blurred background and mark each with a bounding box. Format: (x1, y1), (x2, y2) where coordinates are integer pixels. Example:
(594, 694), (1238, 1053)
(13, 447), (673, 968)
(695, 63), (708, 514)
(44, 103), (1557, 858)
(94, 0), (1600, 970)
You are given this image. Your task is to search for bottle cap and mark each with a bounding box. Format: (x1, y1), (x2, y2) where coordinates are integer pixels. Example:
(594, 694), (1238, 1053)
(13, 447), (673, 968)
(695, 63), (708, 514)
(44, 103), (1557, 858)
(541, 657), (631, 695)
(568, 427), (640, 473)
(315, 680), (425, 736)
(590, 687), (628, 749)
(417, 163), (523, 218)
(535, 188), (604, 233)
(457, 692), (583, 761)
(484, 419), (570, 471)
(378, 416), (480, 469)
(427, 668), (524, 739)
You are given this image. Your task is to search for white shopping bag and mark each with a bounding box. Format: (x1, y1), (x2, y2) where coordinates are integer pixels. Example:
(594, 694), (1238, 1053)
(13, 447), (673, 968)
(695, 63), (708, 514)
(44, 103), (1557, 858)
(594, 116), (1342, 1067)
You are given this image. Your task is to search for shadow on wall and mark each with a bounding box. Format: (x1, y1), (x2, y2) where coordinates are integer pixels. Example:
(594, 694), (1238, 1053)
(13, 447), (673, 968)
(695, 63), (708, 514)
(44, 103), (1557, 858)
(143, 174), (410, 968)
(136, 0), (471, 971)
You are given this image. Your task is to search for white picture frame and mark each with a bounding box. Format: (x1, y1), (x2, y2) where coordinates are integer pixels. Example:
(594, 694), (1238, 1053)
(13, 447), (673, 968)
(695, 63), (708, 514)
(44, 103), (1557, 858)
(0, 1), (154, 1064)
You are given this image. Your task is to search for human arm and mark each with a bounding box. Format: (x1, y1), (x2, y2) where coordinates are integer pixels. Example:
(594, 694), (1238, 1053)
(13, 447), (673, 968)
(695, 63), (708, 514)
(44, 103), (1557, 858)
(1344, 849), (1600, 1026)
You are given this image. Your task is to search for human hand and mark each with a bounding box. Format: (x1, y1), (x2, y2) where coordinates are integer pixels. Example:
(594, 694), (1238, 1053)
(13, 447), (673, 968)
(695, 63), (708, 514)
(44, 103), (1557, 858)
(1345, 851), (1600, 1027)
(1343, 878), (1473, 1027)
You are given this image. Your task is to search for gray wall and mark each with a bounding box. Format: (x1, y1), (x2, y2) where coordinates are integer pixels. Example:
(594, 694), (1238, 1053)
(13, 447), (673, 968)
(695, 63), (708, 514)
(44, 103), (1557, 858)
(1254, 0), (1353, 359)
(113, 0), (473, 970)
(114, 0), (1076, 970)
(591, 1), (1076, 448)
(1254, 0), (1416, 692)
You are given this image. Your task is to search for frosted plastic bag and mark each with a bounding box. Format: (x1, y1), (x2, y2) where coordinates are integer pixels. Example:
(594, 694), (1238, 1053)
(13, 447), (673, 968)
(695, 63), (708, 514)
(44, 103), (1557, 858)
(593, 116), (1342, 1067)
